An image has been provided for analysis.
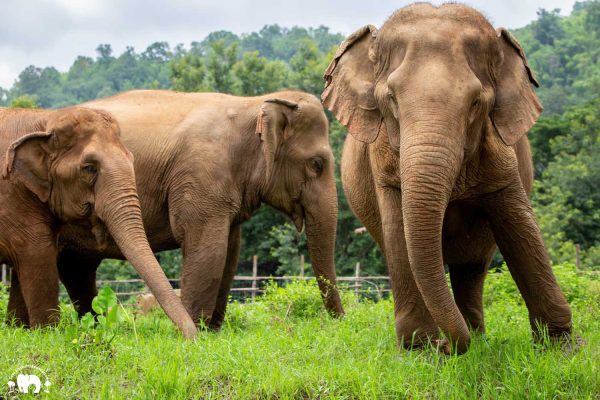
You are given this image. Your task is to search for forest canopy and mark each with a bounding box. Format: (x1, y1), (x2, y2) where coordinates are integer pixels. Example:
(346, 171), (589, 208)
(1, 1), (598, 276)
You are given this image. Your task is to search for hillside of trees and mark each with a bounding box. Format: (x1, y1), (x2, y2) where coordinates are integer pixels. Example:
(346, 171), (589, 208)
(1, 1), (598, 276)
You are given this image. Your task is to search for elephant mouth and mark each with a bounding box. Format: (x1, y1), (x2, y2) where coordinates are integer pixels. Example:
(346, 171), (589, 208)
(90, 217), (111, 251)
(291, 203), (305, 233)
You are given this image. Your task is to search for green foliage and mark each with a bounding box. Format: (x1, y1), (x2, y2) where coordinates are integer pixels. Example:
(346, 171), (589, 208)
(268, 223), (307, 275)
(1, 267), (599, 398)
(61, 287), (127, 355)
(485, 262), (599, 307)
(9, 95), (37, 108)
(0, 284), (8, 322)
(261, 279), (325, 319)
(516, 1), (600, 114)
(532, 98), (600, 270)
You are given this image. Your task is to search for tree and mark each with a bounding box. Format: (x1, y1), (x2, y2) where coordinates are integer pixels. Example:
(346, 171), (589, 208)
(9, 95), (37, 108)
(232, 51), (288, 96)
(205, 40), (238, 93)
(534, 8), (565, 46)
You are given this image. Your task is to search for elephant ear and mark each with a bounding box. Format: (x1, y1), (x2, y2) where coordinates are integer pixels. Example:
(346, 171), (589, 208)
(492, 28), (543, 146)
(2, 131), (54, 202)
(322, 25), (381, 144)
(255, 98), (299, 182)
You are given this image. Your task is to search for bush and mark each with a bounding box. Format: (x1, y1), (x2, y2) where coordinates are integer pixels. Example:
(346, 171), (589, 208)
(260, 279), (325, 319)
(485, 262), (599, 308)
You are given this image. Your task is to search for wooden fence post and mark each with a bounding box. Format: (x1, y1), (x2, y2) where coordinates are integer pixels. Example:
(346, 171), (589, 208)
(299, 254), (305, 278)
(575, 244), (581, 271)
(1, 264), (6, 286)
(252, 255), (258, 300)
(355, 262), (361, 297)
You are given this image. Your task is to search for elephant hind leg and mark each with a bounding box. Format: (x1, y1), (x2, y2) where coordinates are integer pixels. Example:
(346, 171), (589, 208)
(208, 224), (241, 331)
(449, 261), (489, 333)
(7, 271), (30, 327)
(58, 251), (101, 317)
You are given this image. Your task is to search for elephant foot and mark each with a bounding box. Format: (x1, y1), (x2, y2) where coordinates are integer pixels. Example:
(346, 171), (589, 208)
(534, 330), (585, 354)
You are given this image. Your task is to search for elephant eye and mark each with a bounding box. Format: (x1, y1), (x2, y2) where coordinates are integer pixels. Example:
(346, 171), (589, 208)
(308, 157), (323, 176)
(81, 163), (98, 185)
(81, 163), (97, 175)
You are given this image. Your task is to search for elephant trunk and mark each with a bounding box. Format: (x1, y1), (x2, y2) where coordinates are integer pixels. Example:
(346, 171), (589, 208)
(399, 121), (470, 353)
(303, 176), (344, 317)
(95, 159), (197, 340)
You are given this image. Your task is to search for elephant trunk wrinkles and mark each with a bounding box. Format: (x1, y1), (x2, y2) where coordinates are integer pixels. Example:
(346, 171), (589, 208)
(399, 125), (470, 353)
(95, 160), (197, 340)
(303, 181), (344, 317)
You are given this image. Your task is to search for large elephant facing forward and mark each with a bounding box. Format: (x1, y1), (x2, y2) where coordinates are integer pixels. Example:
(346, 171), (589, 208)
(323, 3), (572, 353)
(57, 89), (344, 327)
(0, 107), (196, 338)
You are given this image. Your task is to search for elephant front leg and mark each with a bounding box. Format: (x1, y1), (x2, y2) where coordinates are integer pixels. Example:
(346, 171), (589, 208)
(377, 187), (438, 349)
(58, 251), (101, 317)
(180, 220), (231, 326)
(449, 262), (489, 333)
(484, 182), (572, 339)
(208, 224), (241, 330)
(14, 245), (60, 327)
(7, 272), (30, 327)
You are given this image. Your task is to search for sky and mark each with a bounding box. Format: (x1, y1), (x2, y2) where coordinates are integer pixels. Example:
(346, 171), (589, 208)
(0, 0), (578, 89)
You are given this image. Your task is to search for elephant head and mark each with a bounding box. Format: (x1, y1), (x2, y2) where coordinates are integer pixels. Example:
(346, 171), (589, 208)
(2, 107), (196, 339)
(256, 95), (344, 317)
(323, 4), (542, 350)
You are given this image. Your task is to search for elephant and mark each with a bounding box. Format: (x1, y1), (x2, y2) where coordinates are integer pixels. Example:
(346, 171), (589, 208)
(0, 107), (196, 339)
(54, 89), (344, 328)
(16, 374), (42, 394)
(322, 3), (573, 353)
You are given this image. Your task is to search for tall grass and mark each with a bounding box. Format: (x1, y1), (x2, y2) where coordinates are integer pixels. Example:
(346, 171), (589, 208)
(1, 263), (598, 399)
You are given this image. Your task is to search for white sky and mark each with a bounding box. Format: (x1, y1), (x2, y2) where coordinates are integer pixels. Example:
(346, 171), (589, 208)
(0, 0), (577, 88)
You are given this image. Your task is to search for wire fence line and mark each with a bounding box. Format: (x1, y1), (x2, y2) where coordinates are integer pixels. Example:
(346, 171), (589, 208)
(0, 262), (392, 301)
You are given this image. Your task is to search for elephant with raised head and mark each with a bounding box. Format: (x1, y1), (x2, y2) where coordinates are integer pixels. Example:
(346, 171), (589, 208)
(323, 3), (572, 353)
(56, 89), (344, 328)
(0, 107), (196, 339)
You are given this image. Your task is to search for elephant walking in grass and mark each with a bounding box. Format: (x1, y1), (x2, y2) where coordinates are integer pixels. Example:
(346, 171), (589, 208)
(323, 3), (573, 353)
(0, 107), (196, 339)
(56, 89), (344, 328)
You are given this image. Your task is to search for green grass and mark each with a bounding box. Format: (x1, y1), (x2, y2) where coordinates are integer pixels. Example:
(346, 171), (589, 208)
(1, 264), (599, 399)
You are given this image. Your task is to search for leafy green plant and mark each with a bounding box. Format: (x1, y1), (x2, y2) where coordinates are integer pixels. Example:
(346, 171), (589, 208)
(63, 286), (127, 355)
(261, 279), (324, 319)
(0, 284), (8, 324)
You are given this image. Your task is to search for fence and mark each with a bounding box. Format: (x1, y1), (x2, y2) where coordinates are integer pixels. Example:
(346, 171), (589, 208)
(1, 264), (8, 287)
(94, 261), (392, 302)
(0, 261), (390, 301)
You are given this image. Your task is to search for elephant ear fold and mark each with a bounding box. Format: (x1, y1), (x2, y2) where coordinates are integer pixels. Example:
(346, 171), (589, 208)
(322, 25), (381, 144)
(492, 28), (543, 146)
(2, 131), (54, 202)
(256, 98), (299, 182)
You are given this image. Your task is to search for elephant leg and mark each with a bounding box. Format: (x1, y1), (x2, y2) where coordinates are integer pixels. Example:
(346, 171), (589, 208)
(208, 223), (241, 330)
(449, 262), (489, 333)
(14, 247), (60, 327)
(377, 186), (438, 348)
(57, 251), (101, 317)
(484, 182), (572, 339)
(179, 219), (230, 326)
(7, 271), (30, 327)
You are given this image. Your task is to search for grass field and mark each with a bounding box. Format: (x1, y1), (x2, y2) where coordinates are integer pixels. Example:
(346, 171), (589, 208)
(1, 264), (599, 399)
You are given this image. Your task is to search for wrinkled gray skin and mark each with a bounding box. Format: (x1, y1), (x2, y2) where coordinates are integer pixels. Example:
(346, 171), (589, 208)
(323, 3), (572, 353)
(57, 89), (344, 328)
